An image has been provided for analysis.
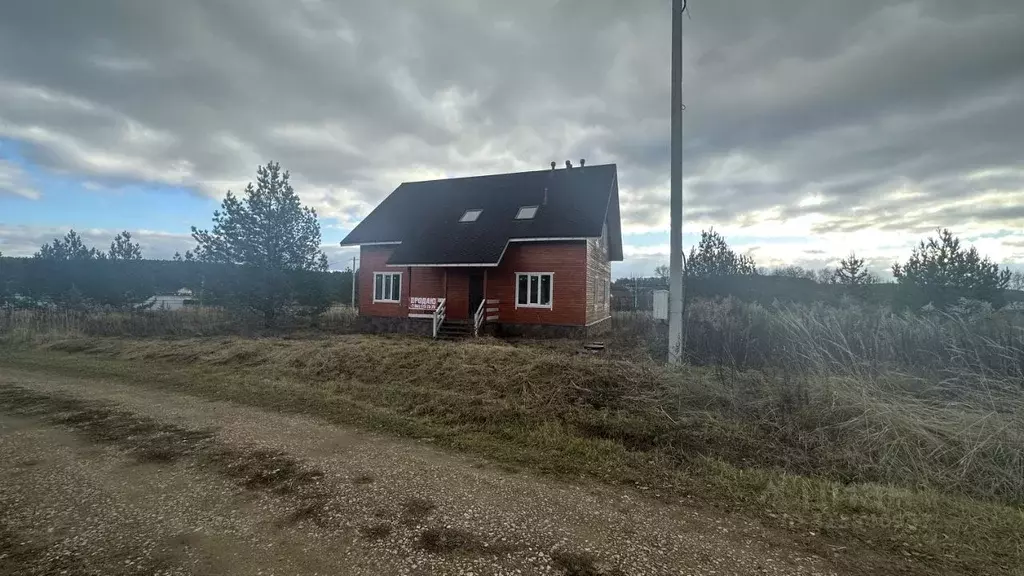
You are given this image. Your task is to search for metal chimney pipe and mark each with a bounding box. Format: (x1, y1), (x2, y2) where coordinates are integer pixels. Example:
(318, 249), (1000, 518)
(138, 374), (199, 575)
(580, 158), (586, 167)
(565, 160), (572, 169)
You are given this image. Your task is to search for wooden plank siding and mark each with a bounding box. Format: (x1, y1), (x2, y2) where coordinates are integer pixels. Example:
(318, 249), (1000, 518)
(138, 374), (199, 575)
(487, 241), (588, 326)
(585, 222), (612, 324)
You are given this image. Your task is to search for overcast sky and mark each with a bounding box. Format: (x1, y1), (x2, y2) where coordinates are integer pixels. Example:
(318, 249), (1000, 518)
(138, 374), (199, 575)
(1, 0), (1023, 277)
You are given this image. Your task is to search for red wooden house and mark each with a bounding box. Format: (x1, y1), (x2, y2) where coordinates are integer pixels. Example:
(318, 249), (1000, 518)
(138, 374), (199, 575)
(340, 161), (623, 338)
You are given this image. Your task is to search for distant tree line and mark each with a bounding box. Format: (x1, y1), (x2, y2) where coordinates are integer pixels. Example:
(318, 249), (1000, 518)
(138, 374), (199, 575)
(0, 258), (350, 314)
(34, 229), (143, 261)
(631, 228), (1015, 311)
(1, 162), (354, 325)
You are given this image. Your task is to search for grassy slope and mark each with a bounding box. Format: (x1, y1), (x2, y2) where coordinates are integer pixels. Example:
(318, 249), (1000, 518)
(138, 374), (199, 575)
(1, 335), (1021, 576)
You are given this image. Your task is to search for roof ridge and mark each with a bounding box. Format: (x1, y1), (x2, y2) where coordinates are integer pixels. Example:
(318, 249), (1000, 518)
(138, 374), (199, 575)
(399, 163), (617, 186)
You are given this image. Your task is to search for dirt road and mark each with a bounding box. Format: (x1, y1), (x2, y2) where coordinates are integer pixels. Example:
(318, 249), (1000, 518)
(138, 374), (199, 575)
(0, 368), (842, 576)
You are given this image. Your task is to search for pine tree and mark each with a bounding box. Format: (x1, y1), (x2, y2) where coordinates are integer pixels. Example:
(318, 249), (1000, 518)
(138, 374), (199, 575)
(685, 229), (757, 278)
(34, 230), (102, 260)
(191, 162), (328, 271)
(892, 228), (1010, 308)
(834, 253), (875, 285)
(190, 162), (329, 323)
(108, 231), (143, 260)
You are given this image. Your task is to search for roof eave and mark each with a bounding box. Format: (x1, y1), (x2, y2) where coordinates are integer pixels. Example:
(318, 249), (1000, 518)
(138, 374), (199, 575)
(386, 262), (503, 268)
(605, 171), (625, 261)
(339, 240), (401, 247)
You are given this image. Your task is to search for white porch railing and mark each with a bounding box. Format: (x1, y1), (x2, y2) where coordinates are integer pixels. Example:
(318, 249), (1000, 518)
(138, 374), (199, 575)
(473, 299), (486, 337)
(474, 299), (500, 336)
(432, 298), (447, 339)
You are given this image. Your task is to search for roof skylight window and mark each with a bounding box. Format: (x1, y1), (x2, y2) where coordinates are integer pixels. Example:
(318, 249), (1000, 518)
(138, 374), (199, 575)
(515, 206), (539, 220)
(459, 209), (483, 222)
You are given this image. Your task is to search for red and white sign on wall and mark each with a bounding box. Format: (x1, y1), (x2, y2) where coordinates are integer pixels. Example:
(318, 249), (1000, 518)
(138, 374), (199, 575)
(409, 297), (439, 311)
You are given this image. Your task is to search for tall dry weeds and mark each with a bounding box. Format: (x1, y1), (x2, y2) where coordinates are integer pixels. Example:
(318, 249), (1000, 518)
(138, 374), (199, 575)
(0, 305), (360, 339)
(615, 298), (1024, 502)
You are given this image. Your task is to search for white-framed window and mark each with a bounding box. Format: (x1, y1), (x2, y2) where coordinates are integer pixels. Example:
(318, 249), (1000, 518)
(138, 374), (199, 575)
(516, 272), (553, 308)
(515, 205), (538, 220)
(460, 209), (483, 222)
(593, 277), (609, 310)
(373, 272), (402, 303)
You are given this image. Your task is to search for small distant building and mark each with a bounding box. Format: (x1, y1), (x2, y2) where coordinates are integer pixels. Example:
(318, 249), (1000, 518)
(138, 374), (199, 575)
(611, 280), (666, 311)
(142, 288), (195, 311)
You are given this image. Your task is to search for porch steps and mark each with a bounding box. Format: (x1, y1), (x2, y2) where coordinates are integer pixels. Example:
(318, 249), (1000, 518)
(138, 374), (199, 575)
(437, 320), (474, 340)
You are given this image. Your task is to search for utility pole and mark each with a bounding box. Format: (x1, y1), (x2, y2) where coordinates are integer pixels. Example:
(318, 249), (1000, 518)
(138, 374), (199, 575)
(668, 0), (684, 363)
(350, 256), (357, 308)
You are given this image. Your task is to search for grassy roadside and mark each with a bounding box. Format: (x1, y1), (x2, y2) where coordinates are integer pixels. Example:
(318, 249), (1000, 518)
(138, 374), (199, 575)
(1, 336), (1022, 576)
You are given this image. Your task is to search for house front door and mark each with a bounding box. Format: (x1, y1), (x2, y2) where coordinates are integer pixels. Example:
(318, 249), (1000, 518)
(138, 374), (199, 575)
(468, 271), (484, 319)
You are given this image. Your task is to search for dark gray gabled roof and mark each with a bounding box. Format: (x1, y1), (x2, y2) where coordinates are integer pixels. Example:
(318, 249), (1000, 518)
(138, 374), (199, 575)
(340, 164), (623, 265)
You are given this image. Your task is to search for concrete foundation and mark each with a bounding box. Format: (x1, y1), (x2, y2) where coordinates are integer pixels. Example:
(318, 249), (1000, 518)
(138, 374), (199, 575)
(359, 315), (611, 341)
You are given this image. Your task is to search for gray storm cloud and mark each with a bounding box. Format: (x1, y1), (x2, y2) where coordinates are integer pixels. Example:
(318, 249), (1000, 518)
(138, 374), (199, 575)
(1, 0), (1022, 273)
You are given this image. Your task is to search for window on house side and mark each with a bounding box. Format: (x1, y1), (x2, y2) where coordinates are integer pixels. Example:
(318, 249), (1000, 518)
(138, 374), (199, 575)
(516, 273), (553, 308)
(373, 272), (401, 303)
(460, 209), (482, 222)
(515, 205), (538, 220)
(594, 278), (608, 310)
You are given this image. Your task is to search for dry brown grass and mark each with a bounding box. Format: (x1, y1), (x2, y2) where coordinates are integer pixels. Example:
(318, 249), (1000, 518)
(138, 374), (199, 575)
(202, 447), (324, 495)
(0, 305), (361, 340)
(0, 307), (258, 339)
(417, 526), (484, 554)
(618, 297), (1024, 381)
(550, 549), (626, 576)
